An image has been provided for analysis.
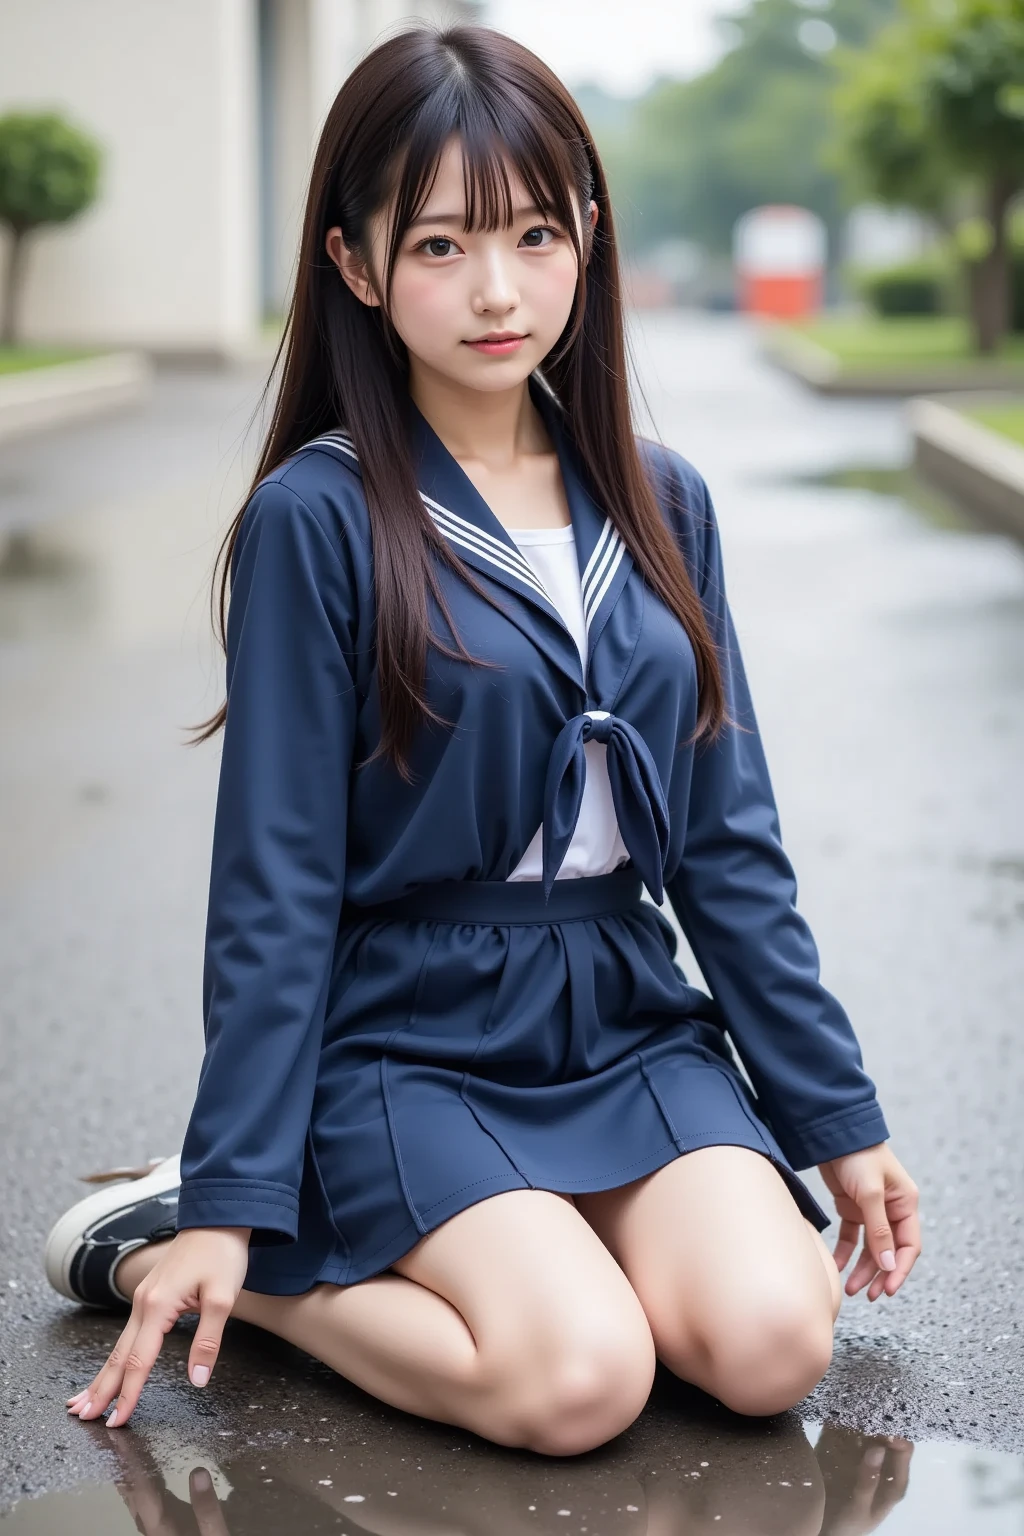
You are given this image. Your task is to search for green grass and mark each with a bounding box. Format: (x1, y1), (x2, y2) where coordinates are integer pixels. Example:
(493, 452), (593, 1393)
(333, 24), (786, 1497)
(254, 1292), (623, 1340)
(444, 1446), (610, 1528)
(785, 315), (1024, 371)
(796, 463), (968, 531)
(964, 402), (1024, 449)
(0, 345), (107, 376)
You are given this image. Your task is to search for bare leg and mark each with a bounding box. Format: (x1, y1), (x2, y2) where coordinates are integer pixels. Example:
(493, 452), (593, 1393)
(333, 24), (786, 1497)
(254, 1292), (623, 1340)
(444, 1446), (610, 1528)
(575, 1146), (841, 1418)
(114, 1187), (656, 1455)
(113, 1244), (488, 1432)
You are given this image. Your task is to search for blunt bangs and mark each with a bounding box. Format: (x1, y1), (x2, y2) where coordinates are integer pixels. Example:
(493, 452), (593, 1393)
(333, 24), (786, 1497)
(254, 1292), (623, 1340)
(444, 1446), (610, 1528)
(378, 66), (593, 313)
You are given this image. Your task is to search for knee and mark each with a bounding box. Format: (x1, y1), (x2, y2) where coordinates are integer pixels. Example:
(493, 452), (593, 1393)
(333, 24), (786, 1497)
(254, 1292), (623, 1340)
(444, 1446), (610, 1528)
(710, 1301), (834, 1417)
(661, 1298), (834, 1419)
(498, 1329), (657, 1457)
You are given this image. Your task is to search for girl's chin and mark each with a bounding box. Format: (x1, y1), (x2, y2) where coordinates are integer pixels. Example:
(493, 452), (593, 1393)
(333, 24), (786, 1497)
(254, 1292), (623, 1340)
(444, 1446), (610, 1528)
(421, 357), (541, 392)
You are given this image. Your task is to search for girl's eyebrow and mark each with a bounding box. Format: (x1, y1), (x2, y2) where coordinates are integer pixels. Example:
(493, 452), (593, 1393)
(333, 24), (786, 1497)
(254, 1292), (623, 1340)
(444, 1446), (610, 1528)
(407, 203), (548, 229)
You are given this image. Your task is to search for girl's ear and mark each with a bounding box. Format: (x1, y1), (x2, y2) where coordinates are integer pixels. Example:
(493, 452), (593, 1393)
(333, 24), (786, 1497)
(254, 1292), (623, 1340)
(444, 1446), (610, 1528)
(325, 226), (381, 308)
(583, 199), (599, 265)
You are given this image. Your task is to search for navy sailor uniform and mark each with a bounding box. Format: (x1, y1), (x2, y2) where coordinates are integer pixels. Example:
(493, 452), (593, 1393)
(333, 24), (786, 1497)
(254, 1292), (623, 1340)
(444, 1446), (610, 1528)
(175, 374), (889, 1293)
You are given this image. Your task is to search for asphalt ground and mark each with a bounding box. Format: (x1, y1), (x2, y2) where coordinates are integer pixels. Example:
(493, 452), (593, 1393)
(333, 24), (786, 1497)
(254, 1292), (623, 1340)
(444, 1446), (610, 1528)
(1, 313), (1022, 1517)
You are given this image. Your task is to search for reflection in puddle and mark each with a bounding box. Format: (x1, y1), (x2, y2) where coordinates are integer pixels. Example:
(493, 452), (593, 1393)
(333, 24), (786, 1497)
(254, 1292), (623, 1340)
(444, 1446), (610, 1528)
(2, 1420), (1021, 1534)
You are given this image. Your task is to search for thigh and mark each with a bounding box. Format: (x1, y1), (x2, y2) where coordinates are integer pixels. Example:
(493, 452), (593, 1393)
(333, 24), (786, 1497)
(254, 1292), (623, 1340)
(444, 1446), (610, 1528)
(574, 1145), (840, 1351)
(390, 1187), (654, 1371)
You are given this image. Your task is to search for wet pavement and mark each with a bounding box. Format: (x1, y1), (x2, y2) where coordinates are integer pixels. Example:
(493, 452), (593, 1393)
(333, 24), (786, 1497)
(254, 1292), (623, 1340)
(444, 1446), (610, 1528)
(2, 1415), (1023, 1534)
(1, 313), (1022, 1526)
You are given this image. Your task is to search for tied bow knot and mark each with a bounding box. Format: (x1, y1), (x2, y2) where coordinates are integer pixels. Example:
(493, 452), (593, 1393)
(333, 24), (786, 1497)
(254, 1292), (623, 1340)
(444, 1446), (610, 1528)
(580, 709), (614, 745)
(541, 708), (670, 903)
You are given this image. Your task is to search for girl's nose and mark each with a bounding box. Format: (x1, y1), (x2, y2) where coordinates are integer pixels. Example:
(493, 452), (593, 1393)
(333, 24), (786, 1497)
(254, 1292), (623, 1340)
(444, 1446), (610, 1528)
(472, 252), (519, 315)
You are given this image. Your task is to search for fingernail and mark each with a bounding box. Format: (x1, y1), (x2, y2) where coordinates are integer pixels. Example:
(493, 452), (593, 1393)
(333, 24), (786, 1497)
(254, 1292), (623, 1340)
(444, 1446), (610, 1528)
(192, 1468), (213, 1491)
(78, 1400), (92, 1417)
(191, 1365), (210, 1387)
(106, 1409), (118, 1428)
(865, 1446), (885, 1467)
(880, 1250), (896, 1271)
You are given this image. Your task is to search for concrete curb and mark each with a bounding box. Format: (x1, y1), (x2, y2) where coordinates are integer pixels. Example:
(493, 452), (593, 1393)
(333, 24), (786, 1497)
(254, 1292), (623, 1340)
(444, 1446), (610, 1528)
(759, 325), (842, 388)
(908, 393), (1024, 542)
(0, 350), (155, 445)
(760, 324), (1024, 398)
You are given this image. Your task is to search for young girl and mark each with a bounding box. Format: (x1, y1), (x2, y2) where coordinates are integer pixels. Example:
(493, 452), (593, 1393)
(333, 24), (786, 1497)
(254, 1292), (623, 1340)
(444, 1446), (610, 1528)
(46, 22), (920, 1457)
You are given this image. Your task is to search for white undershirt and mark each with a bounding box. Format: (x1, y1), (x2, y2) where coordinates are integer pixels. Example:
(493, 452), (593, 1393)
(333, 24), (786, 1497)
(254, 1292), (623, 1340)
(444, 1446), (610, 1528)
(504, 523), (630, 882)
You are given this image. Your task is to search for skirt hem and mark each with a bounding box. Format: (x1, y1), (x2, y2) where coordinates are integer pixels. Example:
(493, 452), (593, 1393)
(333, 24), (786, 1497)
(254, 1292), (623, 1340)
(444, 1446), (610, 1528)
(242, 1130), (831, 1297)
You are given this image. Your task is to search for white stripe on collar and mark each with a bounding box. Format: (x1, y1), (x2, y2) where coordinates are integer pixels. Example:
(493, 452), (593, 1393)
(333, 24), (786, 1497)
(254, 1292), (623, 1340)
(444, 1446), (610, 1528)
(300, 431), (555, 604)
(419, 493), (543, 587)
(584, 537), (626, 628)
(582, 517), (615, 590)
(427, 516), (554, 602)
(583, 520), (621, 605)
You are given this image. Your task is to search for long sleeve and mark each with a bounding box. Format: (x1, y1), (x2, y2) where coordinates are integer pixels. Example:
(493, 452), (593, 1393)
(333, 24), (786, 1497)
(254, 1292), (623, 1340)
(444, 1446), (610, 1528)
(664, 469), (889, 1171)
(176, 479), (357, 1245)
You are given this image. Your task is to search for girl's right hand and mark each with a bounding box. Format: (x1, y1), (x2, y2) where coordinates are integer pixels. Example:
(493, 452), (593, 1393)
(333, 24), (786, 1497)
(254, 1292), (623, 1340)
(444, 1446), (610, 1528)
(66, 1227), (251, 1428)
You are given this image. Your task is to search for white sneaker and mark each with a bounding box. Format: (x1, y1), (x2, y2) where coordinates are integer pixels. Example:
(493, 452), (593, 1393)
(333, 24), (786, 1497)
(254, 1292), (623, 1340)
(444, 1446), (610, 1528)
(43, 1154), (181, 1309)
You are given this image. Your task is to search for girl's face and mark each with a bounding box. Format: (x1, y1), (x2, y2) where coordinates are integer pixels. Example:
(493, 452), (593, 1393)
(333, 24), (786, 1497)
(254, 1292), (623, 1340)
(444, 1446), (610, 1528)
(327, 136), (598, 397)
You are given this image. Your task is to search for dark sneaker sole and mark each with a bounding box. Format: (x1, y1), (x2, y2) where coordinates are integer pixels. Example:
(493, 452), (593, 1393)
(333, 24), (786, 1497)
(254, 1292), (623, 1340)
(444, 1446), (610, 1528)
(44, 1154), (181, 1308)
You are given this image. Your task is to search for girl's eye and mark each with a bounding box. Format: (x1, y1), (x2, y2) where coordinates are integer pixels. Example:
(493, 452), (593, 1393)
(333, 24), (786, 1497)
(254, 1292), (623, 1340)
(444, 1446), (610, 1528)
(418, 236), (459, 258)
(412, 226), (559, 257)
(520, 226), (558, 248)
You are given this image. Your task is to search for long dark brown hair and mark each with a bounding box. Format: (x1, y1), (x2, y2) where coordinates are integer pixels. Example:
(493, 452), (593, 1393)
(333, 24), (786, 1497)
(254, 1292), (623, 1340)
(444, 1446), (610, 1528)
(188, 22), (726, 779)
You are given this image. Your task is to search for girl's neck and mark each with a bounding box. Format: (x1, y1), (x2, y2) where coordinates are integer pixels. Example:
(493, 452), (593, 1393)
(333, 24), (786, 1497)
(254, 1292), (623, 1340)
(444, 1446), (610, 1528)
(408, 364), (551, 470)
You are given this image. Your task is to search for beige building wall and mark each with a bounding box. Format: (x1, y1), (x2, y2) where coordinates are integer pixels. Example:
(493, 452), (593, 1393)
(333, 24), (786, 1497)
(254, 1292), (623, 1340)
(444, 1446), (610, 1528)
(0, 0), (260, 358)
(0, 0), (479, 360)
(262, 0), (479, 318)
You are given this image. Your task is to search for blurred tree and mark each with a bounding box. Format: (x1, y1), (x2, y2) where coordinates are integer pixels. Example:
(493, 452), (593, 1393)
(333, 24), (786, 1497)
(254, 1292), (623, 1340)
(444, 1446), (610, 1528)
(597, 0), (896, 258)
(923, 0), (1024, 350)
(835, 0), (1024, 351)
(0, 111), (102, 347)
(832, 22), (951, 221)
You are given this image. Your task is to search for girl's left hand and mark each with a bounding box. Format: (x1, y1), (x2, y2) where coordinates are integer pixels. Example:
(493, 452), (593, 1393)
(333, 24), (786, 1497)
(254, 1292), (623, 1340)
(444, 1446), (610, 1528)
(818, 1143), (921, 1301)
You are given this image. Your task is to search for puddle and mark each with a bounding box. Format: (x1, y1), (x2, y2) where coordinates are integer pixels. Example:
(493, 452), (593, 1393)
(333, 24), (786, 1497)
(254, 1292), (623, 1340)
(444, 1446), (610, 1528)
(2, 1420), (1022, 1534)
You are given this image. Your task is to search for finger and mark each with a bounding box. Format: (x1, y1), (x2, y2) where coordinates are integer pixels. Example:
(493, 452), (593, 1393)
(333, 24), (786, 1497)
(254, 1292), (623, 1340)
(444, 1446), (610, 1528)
(190, 1466), (232, 1536)
(187, 1288), (233, 1389)
(859, 1185), (898, 1277)
(104, 1421), (163, 1479)
(875, 1224), (921, 1298)
(66, 1389), (89, 1408)
(882, 1208), (923, 1296)
(844, 1243), (880, 1296)
(887, 1440), (913, 1502)
(851, 1441), (886, 1517)
(832, 1216), (862, 1272)
(104, 1306), (177, 1428)
(114, 1468), (168, 1531)
(75, 1312), (144, 1420)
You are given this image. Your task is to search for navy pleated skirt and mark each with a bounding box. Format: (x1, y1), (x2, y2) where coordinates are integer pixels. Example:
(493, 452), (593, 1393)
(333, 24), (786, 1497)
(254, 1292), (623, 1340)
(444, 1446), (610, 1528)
(243, 870), (830, 1296)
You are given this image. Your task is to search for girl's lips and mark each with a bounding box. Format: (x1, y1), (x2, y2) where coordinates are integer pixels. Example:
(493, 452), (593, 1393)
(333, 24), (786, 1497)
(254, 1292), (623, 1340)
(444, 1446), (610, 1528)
(464, 335), (527, 354)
